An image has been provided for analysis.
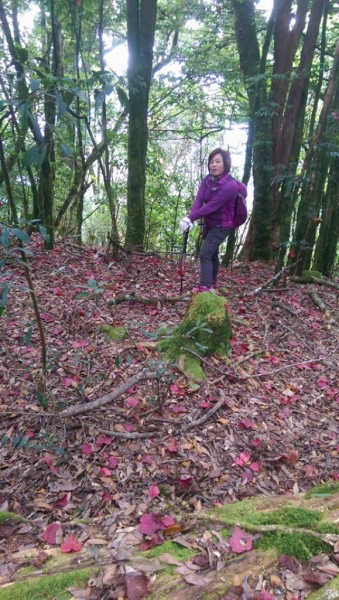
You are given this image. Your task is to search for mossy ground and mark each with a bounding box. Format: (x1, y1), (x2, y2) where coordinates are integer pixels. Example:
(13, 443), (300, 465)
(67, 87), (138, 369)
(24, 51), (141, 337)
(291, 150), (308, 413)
(0, 511), (24, 524)
(210, 498), (338, 561)
(98, 324), (128, 340)
(160, 292), (232, 380)
(305, 482), (339, 498)
(0, 567), (95, 600)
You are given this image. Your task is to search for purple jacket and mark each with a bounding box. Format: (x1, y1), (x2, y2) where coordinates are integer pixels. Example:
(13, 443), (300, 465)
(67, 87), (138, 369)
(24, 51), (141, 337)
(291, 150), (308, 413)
(189, 172), (244, 229)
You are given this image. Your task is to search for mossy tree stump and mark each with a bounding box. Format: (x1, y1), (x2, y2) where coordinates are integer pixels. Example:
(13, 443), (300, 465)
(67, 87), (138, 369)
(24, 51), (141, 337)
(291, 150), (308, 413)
(160, 292), (232, 381)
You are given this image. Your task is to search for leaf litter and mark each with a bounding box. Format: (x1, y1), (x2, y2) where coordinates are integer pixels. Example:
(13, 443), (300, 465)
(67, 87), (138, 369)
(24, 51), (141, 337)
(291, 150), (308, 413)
(1, 238), (339, 598)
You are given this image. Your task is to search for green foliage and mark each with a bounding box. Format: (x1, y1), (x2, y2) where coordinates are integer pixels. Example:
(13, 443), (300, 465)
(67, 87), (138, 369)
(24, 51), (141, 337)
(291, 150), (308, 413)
(0, 568), (95, 600)
(76, 279), (106, 306)
(305, 482), (339, 499)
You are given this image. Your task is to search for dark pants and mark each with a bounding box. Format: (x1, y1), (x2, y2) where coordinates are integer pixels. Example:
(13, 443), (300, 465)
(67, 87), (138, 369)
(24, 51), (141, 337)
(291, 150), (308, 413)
(199, 227), (231, 287)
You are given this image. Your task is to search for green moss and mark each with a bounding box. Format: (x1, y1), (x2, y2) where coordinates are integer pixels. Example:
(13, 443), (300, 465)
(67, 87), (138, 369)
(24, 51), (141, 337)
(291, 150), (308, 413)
(0, 567), (95, 600)
(255, 531), (331, 561)
(250, 507), (322, 528)
(0, 511), (24, 524)
(142, 540), (197, 562)
(305, 483), (339, 499)
(307, 574), (339, 599)
(98, 325), (128, 341)
(302, 270), (323, 280)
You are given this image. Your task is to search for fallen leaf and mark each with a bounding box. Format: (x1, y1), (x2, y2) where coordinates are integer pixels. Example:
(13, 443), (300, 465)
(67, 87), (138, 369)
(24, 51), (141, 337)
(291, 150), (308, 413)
(229, 526), (253, 553)
(42, 522), (63, 545)
(60, 534), (82, 553)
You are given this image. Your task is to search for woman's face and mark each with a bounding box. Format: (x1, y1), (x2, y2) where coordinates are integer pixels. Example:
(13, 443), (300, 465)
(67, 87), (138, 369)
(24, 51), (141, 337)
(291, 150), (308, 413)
(209, 153), (224, 177)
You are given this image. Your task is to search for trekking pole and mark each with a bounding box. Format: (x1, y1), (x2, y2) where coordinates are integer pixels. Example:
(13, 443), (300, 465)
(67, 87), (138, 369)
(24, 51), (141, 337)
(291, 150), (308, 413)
(179, 229), (189, 294)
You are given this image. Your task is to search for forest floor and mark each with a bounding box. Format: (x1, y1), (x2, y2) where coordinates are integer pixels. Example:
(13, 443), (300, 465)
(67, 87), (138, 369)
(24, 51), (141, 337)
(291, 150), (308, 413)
(0, 236), (339, 600)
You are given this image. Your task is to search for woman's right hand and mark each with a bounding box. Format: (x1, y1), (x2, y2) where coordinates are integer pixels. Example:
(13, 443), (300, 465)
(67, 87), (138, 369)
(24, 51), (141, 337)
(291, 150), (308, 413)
(179, 217), (193, 232)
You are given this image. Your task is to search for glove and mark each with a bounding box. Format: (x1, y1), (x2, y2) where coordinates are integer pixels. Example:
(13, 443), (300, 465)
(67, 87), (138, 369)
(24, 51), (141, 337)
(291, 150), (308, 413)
(179, 217), (193, 233)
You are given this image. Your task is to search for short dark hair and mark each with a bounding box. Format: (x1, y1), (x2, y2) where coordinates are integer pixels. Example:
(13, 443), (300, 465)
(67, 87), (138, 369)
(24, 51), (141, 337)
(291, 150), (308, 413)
(208, 148), (231, 174)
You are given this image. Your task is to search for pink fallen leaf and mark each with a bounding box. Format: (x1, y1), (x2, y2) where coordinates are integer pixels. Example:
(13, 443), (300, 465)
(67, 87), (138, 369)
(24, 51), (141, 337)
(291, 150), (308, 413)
(139, 513), (165, 535)
(81, 443), (94, 455)
(96, 436), (112, 446)
(148, 485), (160, 499)
(229, 526), (253, 553)
(179, 477), (193, 489)
(72, 340), (87, 348)
(103, 493), (113, 502)
(126, 396), (140, 408)
(251, 438), (261, 447)
(249, 462), (260, 472)
(64, 376), (80, 388)
(54, 496), (68, 509)
(124, 423), (134, 432)
(42, 454), (54, 465)
(172, 404), (186, 413)
(165, 438), (178, 452)
(60, 534), (82, 553)
(238, 418), (254, 429)
(40, 312), (55, 322)
(42, 522), (62, 545)
(199, 401), (212, 409)
(161, 515), (177, 527)
(142, 455), (153, 464)
(108, 456), (119, 469)
(170, 384), (185, 397)
(101, 467), (111, 476)
(52, 287), (63, 296)
(317, 377), (329, 389)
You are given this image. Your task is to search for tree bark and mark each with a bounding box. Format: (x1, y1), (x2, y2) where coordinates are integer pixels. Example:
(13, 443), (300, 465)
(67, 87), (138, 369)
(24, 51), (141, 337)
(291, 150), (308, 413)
(125, 0), (157, 249)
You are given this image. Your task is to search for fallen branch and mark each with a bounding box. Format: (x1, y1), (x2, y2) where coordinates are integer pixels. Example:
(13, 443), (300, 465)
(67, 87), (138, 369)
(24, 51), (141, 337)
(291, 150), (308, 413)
(309, 290), (327, 312)
(96, 395), (225, 439)
(243, 259), (302, 298)
(108, 293), (188, 306)
(291, 276), (339, 290)
(60, 369), (157, 418)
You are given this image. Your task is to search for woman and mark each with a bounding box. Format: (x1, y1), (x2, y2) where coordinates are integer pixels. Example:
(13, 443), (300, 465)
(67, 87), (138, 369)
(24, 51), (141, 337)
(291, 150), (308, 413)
(179, 147), (246, 291)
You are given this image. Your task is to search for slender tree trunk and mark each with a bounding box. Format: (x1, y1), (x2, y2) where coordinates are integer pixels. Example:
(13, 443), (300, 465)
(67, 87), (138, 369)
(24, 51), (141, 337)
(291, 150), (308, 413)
(125, 0), (157, 249)
(313, 155), (339, 277)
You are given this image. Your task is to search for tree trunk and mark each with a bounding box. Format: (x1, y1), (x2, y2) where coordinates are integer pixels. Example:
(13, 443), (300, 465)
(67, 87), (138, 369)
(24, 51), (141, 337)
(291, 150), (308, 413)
(312, 155), (339, 277)
(125, 0), (157, 249)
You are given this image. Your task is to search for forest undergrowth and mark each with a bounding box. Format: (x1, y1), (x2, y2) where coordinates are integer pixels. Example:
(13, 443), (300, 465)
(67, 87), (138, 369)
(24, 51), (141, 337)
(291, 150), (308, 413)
(0, 236), (339, 597)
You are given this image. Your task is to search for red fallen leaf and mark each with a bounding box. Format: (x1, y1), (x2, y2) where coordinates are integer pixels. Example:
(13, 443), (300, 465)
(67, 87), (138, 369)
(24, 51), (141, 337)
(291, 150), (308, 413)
(126, 573), (151, 600)
(64, 376), (80, 388)
(101, 467), (111, 476)
(72, 340), (87, 348)
(25, 430), (35, 438)
(126, 396), (140, 408)
(148, 485), (160, 499)
(317, 377), (329, 389)
(40, 312), (55, 322)
(334, 473), (339, 480)
(170, 384), (185, 397)
(199, 401), (212, 409)
(277, 554), (301, 573)
(53, 496), (68, 509)
(103, 493), (113, 502)
(42, 522), (62, 544)
(238, 418), (254, 429)
(52, 287), (63, 296)
(49, 465), (60, 474)
(172, 404), (186, 413)
(229, 526), (253, 553)
(161, 515), (177, 527)
(42, 454), (54, 465)
(124, 423), (134, 432)
(81, 443), (94, 455)
(51, 326), (63, 335)
(251, 438), (261, 447)
(139, 513), (165, 535)
(108, 456), (119, 468)
(256, 592), (275, 600)
(60, 534), (82, 553)
(179, 477), (193, 489)
(96, 436), (112, 446)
